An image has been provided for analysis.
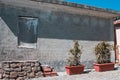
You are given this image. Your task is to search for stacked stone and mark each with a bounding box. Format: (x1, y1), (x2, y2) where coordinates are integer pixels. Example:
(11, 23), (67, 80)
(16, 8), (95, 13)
(42, 65), (57, 77)
(0, 61), (43, 80)
(0, 63), (3, 79)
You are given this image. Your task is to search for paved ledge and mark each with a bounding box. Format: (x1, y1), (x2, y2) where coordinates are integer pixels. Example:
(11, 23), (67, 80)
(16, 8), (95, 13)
(31, 67), (120, 80)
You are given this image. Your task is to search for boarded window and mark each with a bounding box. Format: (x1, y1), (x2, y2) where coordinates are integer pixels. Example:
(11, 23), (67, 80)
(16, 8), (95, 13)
(18, 17), (38, 48)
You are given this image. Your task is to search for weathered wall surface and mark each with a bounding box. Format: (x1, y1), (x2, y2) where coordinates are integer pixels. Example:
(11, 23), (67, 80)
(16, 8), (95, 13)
(0, 1), (115, 71)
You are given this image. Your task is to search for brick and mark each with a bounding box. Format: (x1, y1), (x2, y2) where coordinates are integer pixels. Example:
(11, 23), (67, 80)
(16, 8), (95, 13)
(43, 67), (52, 72)
(10, 72), (17, 79)
(43, 72), (51, 77)
(51, 71), (57, 76)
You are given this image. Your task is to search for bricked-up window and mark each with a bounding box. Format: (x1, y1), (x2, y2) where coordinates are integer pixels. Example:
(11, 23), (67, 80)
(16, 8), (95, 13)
(18, 17), (38, 48)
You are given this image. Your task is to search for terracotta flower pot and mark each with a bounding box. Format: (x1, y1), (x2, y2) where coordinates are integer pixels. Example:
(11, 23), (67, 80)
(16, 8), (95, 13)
(93, 62), (115, 72)
(65, 65), (84, 75)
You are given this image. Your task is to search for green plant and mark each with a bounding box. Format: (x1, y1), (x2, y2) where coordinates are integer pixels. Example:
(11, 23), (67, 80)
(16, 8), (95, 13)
(95, 41), (113, 64)
(67, 41), (82, 66)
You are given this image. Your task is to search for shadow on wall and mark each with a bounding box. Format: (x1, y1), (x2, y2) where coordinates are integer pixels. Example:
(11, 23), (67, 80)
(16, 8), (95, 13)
(0, 5), (114, 41)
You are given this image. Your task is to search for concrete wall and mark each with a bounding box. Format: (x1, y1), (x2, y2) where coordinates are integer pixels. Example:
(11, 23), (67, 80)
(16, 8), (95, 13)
(0, 2), (115, 71)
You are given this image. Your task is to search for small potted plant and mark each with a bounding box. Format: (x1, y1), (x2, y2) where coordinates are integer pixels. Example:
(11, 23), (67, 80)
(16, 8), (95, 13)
(65, 41), (84, 75)
(94, 41), (115, 72)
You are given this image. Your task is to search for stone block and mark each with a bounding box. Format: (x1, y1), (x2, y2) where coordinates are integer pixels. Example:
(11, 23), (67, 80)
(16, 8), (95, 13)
(18, 72), (26, 77)
(16, 77), (24, 80)
(32, 66), (41, 72)
(22, 66), (31, 72)
(9, 79), (16, 80)
(2, 63), (9, 68)
(11, 68), (21, 72)
(3, 73), (9, 78)
(31, 62), (35, 67)
(10, 63), (21, 68)
(35, 62), (40, 67)
(0, 69), (3, 74)
(0, 74), (3, 79)
(35, 72), (43, 78)
(0, 63), (2, 69)
(10, 72), (18, 79)
(23, 62), (31, 66)
(27, 72), (35, 78)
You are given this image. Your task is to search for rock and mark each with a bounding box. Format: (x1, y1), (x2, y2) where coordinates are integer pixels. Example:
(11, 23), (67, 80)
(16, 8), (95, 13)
(27, 72), (35, 78)
(16, 77), (24, 80)
(18, 72), (26, 77)
(10, 72), (17, 79)
(35, 72), (43, 78)
(0, 74), (3, 79)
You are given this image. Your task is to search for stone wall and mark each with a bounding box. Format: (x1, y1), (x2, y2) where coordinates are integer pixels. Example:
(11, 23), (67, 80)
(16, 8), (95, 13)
(0, 60), (43, 80)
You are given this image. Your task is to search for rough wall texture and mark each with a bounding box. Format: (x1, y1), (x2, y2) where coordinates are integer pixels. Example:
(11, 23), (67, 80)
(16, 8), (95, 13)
(0, 60), (43, 80)
(0, 2), (115, 72)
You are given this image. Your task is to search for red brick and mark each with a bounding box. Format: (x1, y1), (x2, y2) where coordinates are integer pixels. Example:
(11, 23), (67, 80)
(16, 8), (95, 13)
(51, 71), (57, 76)
(43, 72), (51, 77)
(43, 67), (52, 72)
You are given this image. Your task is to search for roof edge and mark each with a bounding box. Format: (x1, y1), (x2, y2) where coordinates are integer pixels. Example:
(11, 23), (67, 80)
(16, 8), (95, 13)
(31, 0), (120, 15)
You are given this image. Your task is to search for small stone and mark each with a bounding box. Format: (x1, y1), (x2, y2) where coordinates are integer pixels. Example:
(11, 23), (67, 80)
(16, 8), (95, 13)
(16, 77), (24, 80)
(12, 68), (21, 72)
(31, 63), (35, 67)
(2, 63), (9, 68)
(35, 62), (40, 67)
(22, 66), (31, 72)
(23, 62), (31, 66)
(4, 71), (9, 75)
(10, 72), (17, 79)
(27, 72), (35, 78)
(9, 79), (15, 80)
(0, 74), (3, 79)
(0, 64), (2, 69)
(10, 63), (21, 68)
(3, 73), (9, 78)
(35, 72), (43, 78)
(0, 69), (3, 74)
(32, 67), (38, 72)
(18, 72), (26, 77)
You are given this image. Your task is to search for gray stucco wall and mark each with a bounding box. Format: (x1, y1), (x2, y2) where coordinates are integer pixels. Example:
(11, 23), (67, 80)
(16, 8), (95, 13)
(0, 3), (115, 71)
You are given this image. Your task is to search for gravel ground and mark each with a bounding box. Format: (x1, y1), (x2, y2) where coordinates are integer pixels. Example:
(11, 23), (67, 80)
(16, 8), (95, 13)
(31, 68), (120, 80)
